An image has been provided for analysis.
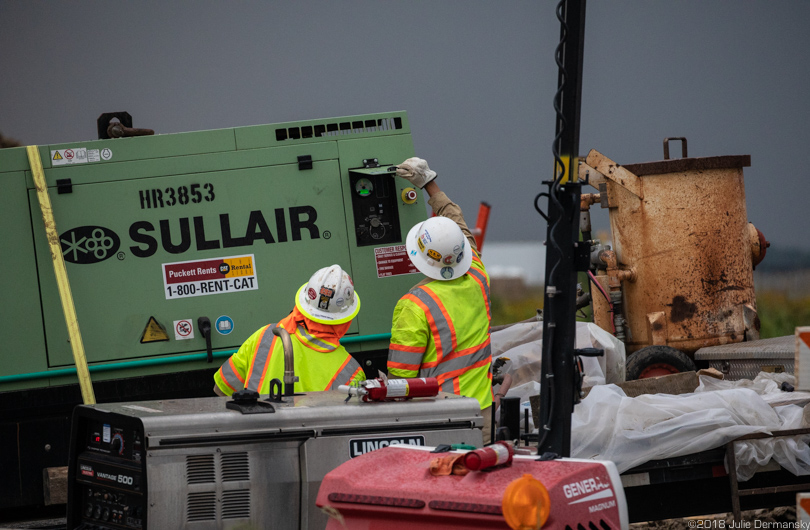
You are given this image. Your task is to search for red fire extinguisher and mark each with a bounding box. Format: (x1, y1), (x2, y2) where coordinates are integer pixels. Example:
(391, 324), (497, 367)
(339, 377), (440, 402)
(462, 441), (515, 471)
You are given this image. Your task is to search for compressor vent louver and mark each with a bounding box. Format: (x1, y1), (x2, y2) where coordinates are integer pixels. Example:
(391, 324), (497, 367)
(222, 489), (251, 519)
(275, 116), (403, 142)
(221, 452), (250, 482)
(187, 491), (217, 522)
(186, 454), (216, 484)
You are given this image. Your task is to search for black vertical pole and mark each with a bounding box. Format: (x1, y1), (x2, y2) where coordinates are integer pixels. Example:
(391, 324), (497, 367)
(537, 0), (586, 457)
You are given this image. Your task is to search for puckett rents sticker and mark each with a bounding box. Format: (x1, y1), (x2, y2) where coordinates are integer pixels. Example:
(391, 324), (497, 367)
(163, 254), (258, 299)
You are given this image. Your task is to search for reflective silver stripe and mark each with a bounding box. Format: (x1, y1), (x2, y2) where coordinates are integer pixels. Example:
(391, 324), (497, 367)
(467, 267), (490, 302)
(441, 378), (455, 394)
(432, 342), (492, 379)
(387, 348), (424, 367)
(328, 357), (364, 390)
(410, 288), (453, 364)
(219, 362), (244, 391)
(245, 324), (277, 391)
(296, 325), (338, 352)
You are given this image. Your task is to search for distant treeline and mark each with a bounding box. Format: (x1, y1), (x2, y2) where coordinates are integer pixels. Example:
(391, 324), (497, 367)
(755, 246), (810, 272)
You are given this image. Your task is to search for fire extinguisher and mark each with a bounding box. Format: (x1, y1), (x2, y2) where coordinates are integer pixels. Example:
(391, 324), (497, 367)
(339, 376), (440, 402)
(463, 441), (515, 471)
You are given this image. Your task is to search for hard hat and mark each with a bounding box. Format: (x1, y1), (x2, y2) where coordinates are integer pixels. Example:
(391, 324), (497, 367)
(295, 264), (361, 325)
(405, 217), (473, 281)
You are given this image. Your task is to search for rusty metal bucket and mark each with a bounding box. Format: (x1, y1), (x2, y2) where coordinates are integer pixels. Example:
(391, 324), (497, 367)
(584, 139), (760, 356)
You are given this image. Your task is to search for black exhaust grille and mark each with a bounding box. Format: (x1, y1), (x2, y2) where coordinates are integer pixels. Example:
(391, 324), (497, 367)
(222, 489), (251, 519)
(221, 452), (250, 482)
(187, 491), (217, 522)
(186, 454), (215, 484)
(275, 116), (403, 142)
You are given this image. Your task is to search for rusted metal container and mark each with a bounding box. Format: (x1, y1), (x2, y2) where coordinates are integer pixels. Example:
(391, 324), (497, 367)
(586, 142), (759, 356)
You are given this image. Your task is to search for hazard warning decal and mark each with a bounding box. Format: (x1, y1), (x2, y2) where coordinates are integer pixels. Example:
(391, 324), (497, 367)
(374, 245), (419, 278)
(140, 316), (169, 343)
(51, 147), (105, 166)
(163, 254), (258, 299)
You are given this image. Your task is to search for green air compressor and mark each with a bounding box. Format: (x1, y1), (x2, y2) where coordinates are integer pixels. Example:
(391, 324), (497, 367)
(0, 111), (427, 511)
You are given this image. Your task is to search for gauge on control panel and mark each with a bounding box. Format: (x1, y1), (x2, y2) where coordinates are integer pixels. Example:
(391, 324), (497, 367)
(355, 178), (373, 197)
(348, 165), (402, 247)
(111, 432), (125, 455)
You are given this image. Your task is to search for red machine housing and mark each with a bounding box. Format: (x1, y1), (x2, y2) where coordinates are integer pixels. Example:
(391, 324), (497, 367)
(316, 445), (628, 529)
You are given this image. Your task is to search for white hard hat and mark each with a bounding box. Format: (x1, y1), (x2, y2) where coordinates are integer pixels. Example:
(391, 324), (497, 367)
(295, 264), (360, 325)
(405, 217), (473, 281)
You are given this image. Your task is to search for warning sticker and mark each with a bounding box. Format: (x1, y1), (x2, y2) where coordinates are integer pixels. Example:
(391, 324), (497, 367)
(174, 319), (194, 340)
(51, 147), (89, 166)
(163, 254), (258, 299)
(374, 245), (419, 278)
(140, 316), (169, 343)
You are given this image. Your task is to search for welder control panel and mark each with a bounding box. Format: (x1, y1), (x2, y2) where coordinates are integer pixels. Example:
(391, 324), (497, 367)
(68, 413), (146, 529)
(349, 164), (402, 247)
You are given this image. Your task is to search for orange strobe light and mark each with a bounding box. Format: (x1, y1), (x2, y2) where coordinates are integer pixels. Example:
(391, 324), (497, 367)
(502, 473), (551, 530)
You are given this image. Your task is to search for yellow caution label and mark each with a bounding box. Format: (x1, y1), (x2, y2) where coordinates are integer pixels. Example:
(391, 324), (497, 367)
(553, 155), (579, 183)
(53, 151), (63, 160)
(140, 316), (170, 343)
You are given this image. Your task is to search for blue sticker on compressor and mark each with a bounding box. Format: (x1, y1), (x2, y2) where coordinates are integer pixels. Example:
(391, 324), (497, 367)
(216, 315), (234, 335)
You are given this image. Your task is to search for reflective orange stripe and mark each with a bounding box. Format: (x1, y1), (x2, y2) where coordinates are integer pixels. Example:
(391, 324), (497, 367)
(388, 360), (422, 372)
(324, 355), (352, 390)
(441, 336), (491, 363)
(221, 357), (244, 393)
(420, 286), (457, 356)
(467, 268), (491, 325)
(255, 334), (278, 393)
(244, 325), (271, 385)
(437, 357), (492, 387)
(389, 343), (427, 354)
(403, 292), (446, 359)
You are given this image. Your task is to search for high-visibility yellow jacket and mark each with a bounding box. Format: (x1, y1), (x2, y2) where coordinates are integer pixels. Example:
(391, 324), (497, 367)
(387, 252), (493, 409)
(214, 308), (365, 396)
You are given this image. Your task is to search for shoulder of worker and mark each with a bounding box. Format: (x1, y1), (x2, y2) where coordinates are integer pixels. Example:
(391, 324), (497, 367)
(427, 191), (479, 253)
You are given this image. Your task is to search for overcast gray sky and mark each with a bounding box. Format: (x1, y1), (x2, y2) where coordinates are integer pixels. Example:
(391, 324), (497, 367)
(2, 1), (807, 252)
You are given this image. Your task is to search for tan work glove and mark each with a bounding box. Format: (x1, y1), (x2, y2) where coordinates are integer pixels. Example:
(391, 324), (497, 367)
(395, 157), (437, 188)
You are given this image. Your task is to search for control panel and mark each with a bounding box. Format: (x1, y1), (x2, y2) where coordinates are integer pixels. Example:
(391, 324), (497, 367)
(349, 164), (402, 247)
(68, 411), (146, 529)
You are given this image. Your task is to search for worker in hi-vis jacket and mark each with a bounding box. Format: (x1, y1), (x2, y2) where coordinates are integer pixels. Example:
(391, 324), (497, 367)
(386, 158), (494, 443)
(214, 264), (365, 396)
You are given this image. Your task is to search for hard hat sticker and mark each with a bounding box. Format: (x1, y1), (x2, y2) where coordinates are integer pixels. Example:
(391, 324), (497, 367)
(427, 249), (442, 261)
(163, 254), (258, 300)
(440, 267), (454, 279)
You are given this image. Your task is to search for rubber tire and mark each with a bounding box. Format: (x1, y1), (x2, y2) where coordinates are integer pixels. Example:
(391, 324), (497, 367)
(625, 345), (697, 380)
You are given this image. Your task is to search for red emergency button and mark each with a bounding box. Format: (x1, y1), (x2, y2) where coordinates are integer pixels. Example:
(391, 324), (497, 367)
(401, 187), (418, 204)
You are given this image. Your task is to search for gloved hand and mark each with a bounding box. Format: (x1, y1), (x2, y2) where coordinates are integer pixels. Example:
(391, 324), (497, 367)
(395, 157), (437, 189)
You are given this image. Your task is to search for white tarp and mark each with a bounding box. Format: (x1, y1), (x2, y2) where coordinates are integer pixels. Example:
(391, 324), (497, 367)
(572, 373), (810, 481)
(489, 321), (810, 481)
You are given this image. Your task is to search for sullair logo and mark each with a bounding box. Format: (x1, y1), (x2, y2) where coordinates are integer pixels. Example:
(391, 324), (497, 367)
(61, 226), (121, 264)
(60, 207), (320, 263)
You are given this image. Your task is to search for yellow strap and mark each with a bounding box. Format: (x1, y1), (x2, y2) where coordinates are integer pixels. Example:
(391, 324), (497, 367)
(26, 146), (96, 404)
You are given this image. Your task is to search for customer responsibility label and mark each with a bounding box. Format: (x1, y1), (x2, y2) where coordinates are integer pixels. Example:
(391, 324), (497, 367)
(163, 254), (258, 299)
(374, 245), (419, 278)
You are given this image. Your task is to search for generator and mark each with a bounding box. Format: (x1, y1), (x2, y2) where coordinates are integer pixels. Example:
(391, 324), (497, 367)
(66, 391), (483, 529)
(0, 111), (429, 510)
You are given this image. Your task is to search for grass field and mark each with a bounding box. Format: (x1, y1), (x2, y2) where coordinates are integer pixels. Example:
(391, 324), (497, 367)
(490, 282), (810, 338)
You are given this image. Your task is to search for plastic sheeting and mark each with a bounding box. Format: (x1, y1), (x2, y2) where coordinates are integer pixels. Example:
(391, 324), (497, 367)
(490, 320), (626, 437)
(571, 374), (810, 481)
